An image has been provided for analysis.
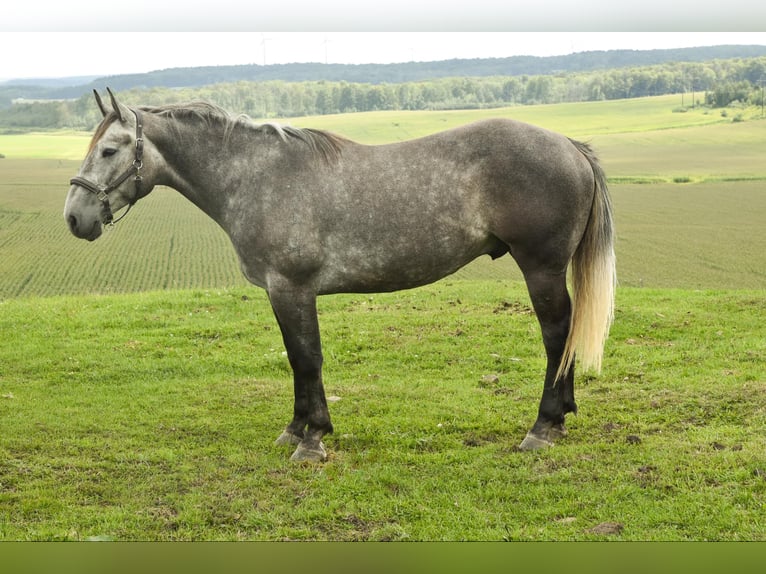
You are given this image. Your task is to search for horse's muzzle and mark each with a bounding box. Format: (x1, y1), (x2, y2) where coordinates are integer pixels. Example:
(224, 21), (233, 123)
(66, 213), (103, 241)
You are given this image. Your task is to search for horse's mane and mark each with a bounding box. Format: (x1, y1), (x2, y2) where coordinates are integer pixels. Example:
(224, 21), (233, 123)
(138, 101), (349, 163)
(88, 113), (120, 153)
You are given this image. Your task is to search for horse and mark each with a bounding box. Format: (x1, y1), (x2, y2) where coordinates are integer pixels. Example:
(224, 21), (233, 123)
(64, 89), (615, 462)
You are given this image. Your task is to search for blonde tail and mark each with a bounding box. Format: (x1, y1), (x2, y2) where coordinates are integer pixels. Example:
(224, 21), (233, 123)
(556, 142), (616, 381)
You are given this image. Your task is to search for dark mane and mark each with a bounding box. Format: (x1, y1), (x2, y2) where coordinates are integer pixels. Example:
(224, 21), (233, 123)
(269, 124), (349, 163)
(139, 102), (349, 163)
(139, 101), (229, 125)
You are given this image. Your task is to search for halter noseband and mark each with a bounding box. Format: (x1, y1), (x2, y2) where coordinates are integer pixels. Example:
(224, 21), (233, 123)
(70, 107), (145, 226)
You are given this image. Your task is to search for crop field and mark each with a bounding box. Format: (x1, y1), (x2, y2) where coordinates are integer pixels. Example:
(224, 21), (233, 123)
(0, 160), (248, 299)
(0, 94), (765, 543)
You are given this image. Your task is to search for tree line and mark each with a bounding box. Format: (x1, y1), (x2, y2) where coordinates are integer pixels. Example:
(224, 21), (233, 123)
(2, 56), (765, 129)
(6, 44), (766, 97)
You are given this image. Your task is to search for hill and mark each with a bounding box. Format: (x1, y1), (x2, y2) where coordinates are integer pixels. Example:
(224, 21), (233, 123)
(4, 45), (766, 103)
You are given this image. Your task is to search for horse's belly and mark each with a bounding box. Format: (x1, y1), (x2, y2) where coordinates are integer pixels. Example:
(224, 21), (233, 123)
(316, 231), (494, 294)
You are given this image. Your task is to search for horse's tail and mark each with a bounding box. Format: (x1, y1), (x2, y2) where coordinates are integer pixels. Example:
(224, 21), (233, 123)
(556, 141), (616, 381)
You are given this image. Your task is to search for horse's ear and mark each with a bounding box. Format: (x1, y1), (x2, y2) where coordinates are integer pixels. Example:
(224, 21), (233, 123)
(106, 87), (127, 123)
(93, 90), (108, 117)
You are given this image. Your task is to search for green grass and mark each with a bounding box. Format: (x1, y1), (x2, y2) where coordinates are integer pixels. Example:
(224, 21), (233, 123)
(595, 119), (766, 182)
(0, 131), (92, 161)
(1, 284), (764, 540)
(288, 95), (735, 144)
(611, 181), (766, 289)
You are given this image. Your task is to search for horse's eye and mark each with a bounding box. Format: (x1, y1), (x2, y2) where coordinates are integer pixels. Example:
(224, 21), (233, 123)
(102, 148), (118, 158)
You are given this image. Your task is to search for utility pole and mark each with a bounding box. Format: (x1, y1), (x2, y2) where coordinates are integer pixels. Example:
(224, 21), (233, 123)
(261, 35), (272, 66)
(691, 78), (695, 109)
(323, 37), (331, 65)
(693, 77), (699, 109)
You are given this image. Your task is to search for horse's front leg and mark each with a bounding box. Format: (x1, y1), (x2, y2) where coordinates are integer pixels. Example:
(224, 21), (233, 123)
(268, 280), (333, 462)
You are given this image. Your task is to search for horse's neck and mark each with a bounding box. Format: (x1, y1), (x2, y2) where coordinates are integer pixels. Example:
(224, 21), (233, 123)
(152, 120), (239, 227)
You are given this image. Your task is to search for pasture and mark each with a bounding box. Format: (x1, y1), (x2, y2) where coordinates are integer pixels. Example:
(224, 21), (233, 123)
(1, 285), (764, 541)
(0, 94), (765, 541)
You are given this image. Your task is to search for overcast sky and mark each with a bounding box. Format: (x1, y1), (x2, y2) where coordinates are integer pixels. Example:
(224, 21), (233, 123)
(3, 1), (765, 81)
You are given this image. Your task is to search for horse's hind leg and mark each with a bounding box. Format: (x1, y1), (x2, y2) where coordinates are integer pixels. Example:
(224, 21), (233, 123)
(268, 281), (333, 462)
(518, 269), (577, 450)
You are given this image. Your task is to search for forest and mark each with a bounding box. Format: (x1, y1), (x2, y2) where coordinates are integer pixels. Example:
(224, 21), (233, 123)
(2, 53), (766, 129)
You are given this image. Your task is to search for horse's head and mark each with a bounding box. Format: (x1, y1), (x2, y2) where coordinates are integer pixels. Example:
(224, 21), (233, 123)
(64, 89), (155, 240)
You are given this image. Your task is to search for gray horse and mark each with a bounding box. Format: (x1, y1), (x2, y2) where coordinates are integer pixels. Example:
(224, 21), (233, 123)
(65, 89), (615, 462)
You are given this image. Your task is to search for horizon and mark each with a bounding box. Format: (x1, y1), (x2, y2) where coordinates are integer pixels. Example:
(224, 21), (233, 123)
(4, 32), (766, 82)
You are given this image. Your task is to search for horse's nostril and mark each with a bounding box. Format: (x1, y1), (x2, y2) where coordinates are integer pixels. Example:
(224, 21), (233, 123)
(68, 214), (78, 233)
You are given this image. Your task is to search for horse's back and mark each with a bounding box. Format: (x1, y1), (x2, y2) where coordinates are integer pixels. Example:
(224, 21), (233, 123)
(242, 117), (599, 293)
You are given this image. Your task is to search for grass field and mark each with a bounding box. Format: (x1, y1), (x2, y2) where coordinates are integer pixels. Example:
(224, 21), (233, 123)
(0, 94), (746, 160)
(1, 284), (764, 540)
(0, 94), (765, 541)
(288, 95), (737, 143)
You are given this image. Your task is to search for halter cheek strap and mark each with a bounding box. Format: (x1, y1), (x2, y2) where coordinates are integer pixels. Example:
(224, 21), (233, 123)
(70, 108), (145, 226)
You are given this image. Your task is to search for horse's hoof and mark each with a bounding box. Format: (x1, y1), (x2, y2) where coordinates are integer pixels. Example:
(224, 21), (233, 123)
(518, 432), (554, 451)
(275, 431), (302, 446)
(290, 441), (327, 463)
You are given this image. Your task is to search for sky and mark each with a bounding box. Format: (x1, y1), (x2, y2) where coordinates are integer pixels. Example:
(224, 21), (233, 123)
(2, 1), (766, 81)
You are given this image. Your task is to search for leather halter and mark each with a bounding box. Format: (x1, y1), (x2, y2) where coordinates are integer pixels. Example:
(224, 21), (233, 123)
(70, 108), (145, 226)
